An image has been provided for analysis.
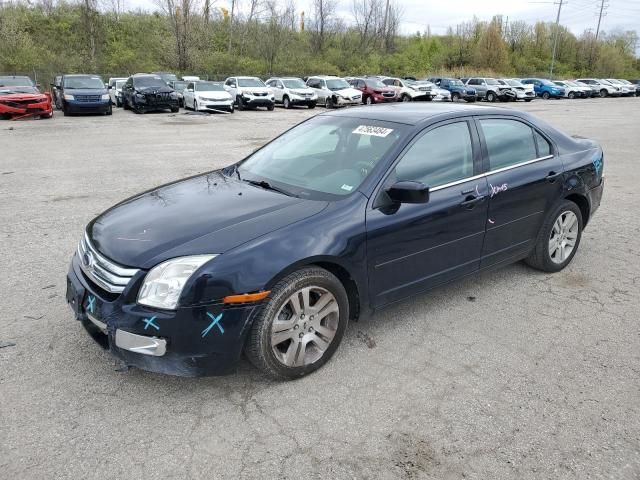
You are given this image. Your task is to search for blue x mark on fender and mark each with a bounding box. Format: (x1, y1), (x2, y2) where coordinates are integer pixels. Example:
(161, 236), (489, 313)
(202, 313), (224, 337)
(143, 316), (159, 331)
(86, 295), (96, 314)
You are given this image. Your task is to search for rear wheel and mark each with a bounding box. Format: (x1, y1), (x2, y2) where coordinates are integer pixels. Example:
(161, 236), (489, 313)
(526, 200), (583, 273)
(171, 106), (179, 113)
(245, 267), (348, 380)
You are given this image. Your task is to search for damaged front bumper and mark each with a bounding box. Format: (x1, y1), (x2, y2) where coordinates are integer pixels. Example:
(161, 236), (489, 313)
(66, 253), (261, 376)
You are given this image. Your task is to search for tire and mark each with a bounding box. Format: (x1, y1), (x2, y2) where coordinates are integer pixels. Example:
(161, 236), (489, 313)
(486, 91), (496, 103)
(62, 104), (70, 116)
(525, 99), (533, 102)
(171, 106), (179, 113)
(451, 92), (460, 102)
(267, 103), (275, 111)
(228, 103), (234, 113)
(307, 102), (316, 109)
(325, 97), (335, 109)
(525, 200), (583, 273)
(401, 94), (411, 102)
(194, 100), (198, 111)
(244, 266), (349, 380)
(123, 97), (130, 110)
(236, 95), (244, 110)
(40, 111), (53, 119)
(365, 96), (374, 105)
(283, 96), (291, 109)
(600, 89), (607, 98)
(542, 91), (550, 100)
(568, 91), (575, 99)
(115, 98), (121, 107)
(105, 104), (112, 115)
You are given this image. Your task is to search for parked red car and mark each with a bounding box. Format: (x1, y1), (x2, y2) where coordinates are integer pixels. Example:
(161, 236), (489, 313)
(348, 77), (397, 104)
(0, 80), (53, 120)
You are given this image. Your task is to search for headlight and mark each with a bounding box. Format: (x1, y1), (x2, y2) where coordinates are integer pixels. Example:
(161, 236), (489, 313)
(170, 92), (178, 99)
(101, 94), (110, 100)
(137, 255), (217, 310)
(64, 94), (74, 100)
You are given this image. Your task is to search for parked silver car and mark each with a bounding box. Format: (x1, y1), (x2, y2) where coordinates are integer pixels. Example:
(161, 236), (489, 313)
(305, 76), (362, 108)
(465, 77), (515, 102)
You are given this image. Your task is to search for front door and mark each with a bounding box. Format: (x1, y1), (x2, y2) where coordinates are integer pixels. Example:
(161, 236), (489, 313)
(366, 119), (489, 307)
(475, 116), (564, 268)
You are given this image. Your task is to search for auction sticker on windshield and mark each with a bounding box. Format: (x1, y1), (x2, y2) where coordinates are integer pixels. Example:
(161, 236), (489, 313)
(352, 125), (394, 137)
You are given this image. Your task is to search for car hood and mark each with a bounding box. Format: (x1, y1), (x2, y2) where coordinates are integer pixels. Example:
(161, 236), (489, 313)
(241, 87), (270, 95)
(136, 85), (174, 94)
(334, 87), (362, 98)
(290, 88), (315, 95)
(197, 91), (232, 99)
(0, 93), (48, 101)
(89, 171), (328, 269)
(66, 88), (107, 95)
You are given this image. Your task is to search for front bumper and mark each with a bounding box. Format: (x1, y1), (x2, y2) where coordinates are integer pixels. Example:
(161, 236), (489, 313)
(241, 95), (274, 107)
(336, 96), (361, 106)
(65, 100), (110, 113)
(372, 94), (397, 103)
(196, 99), (234, 111)
(66, 253), (260, 376)
(289, 95), (317, 105)
(0, 100), (53, 118)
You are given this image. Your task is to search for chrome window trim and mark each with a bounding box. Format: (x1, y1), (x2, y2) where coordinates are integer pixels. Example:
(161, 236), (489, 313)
(429, 155), (555, 192)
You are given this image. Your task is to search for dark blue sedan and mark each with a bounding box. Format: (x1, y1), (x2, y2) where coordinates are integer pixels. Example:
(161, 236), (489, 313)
(66, 104), (604, 379)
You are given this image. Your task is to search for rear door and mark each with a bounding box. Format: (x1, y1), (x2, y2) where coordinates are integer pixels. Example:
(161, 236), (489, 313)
(475, 116), (563, 268)
(366, 118), (489, 307)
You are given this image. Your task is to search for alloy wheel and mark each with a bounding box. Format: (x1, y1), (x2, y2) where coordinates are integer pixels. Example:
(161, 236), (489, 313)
(270, 286), (339, 367)
(548, 211), (579, 264)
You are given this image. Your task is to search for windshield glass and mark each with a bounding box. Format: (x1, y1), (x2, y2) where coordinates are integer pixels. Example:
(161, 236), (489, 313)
(282, 79), (306, 89)
(365, 79), (386, 88)
(196, 82), (224, 91)
(154, 73), (177, 83)
(486, 79), (499, 85)
(134, 76), (166, 88)
(238, 78), (265, 87)
(237, 116), (407, 199)
(172, 81), (188, 91)
(0, 86), (38, 94)
(326, 78), (350, 90)
(449, 79), (464, 86)
(405, 79), (417, 86)
(115, 80), (126, 89)
(505, 79), (522, 86)
(64, 76), (104, 89)
(0, 76), (34, 87)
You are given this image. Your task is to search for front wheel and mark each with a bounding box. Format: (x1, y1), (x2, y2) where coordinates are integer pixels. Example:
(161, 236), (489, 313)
(600, 89), (608, 98)
(267, 103), (275, 111)
(307, 102), (316, 109)
(105, 104), (112, 115)
(525, 200), (583, 272)
(245, 267), (349, 380)
(541, 91), (551, 100)
(171, 106), (179, 113)
(401, 94), (411, 102)
(283, 96), (291, 109)
(236, 95), (245, 110)
(486, 92), (496, 103)
(568, 91), (575, 99)
(365, 96), (374, 105)
(325, 97), (335, 109)
(451, 92), (460, 102)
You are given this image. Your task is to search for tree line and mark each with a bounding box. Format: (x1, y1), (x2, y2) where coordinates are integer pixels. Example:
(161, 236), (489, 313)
(0, 0), (638, 84)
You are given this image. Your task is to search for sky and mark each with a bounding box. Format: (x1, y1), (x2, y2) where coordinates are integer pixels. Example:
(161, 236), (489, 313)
(129, 0), (640, 48)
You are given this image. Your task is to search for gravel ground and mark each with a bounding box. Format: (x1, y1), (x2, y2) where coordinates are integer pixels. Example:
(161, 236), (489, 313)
(1, 98), (639, 480)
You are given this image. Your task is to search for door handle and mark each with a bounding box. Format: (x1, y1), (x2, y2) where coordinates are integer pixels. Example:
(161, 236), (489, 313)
(546, 171), (560, 182)
(460, 195), (485, 208)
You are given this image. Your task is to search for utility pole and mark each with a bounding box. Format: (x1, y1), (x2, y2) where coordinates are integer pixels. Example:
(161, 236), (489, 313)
(595, 0), (606, 40)
(549, 0), (564, 79)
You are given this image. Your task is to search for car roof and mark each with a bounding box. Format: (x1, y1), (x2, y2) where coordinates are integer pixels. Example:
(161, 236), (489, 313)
(308, 75), (340, 79)
(320, 103), (532, 126)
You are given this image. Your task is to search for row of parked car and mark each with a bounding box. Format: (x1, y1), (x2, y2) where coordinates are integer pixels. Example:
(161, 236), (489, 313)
(1, 72), (638, 119)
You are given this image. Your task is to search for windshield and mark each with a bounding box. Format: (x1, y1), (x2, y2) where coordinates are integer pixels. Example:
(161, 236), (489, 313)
(486, 79), (500, 85)
(134, 76), (167, 88)
(238, 78), (265, 87)
(63, 76), (104, 89)
(365, 79), (386, 88)
(326, 79), (350, 90)
(282, 79), (306, 89)
(115, 81), (125, 89)
(405, 79), (417, 86)
(154, 73), (177, 83)
(599, 79), (613, 86)
(0, 76), (34, 87)
(172, 81), (188, 91)
(0, 86), (38, 94)
(196, 82), (224, 91)
(237, 116), (407, 199)
(449, 79), (464, 86)
(506, 79), (522, 86)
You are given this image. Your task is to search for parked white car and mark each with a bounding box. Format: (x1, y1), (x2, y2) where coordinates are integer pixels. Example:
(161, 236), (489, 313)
(183, 81), (234, 113)
(605, 79), (635, 96)
(415, 81), (450, 101)
(182, 76), (201, 82)
(265, 77), (317, 109)
(553, 80), (588, 98)
(576, 78), (621, 97)
(305, 76), (362, 108)
(380, 77), (434, 101)
(107, 77), (127, 107)
(224, 76), (274, 110)
(503, 78), (535, 101)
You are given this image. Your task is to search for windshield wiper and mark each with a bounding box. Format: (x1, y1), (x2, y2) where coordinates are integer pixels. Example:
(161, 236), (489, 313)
(243, 178), (293, 197)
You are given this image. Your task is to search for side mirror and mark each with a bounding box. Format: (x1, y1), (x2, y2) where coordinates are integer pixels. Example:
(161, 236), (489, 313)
(386, 181), (430, 204)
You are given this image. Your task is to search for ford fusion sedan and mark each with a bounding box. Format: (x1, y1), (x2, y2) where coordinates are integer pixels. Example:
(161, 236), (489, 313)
(305, 76), (362, 108)
(224, 76), (275, 111)
(266, 77), (317, 109)
(66, 103), (604, 380)
(122, 74), (179, 113)
(183, 81), (234, 113)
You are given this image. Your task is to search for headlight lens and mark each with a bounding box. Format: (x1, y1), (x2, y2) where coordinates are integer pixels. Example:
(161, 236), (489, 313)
(64, 94), (74, 100)
(101, 94), (110, 100)
(137, 255), (217, 310)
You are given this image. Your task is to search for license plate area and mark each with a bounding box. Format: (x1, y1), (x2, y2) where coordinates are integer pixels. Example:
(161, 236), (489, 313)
(66, 278), (85, 319)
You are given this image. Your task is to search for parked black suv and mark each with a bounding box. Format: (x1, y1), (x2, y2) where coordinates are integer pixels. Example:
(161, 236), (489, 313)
(122, 74), (179, 113)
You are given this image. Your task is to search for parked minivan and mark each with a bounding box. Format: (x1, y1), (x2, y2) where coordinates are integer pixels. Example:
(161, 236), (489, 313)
(51, 74), (111, 116)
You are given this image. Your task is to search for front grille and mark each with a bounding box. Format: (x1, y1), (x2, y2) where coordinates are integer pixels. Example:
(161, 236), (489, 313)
(76, 95), (101, 102)
(252, 92), (268, 97)
(382, 92), (395, 97)
(351, 95), (361, 100)
(78, 233), (139, 294)
(147, 92), (171, 104)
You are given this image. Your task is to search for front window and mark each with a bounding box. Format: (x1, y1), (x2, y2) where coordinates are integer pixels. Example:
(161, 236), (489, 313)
(115, 81), (126, 90)
(134, 76), (167, 88)
(237, 116), (408, 199)
(449, 79), (464, 87)
(0, 76), (34, 87)
(172, 81), (188, 91)
(282, 79), (306, 89)
(325, 79), (350, 90)
(505, 79), (522, 87)
(238, 78), (265, 87)
(0, 86), (38, 94)
(486, 79), (500, 85)
(64, 76), (104, 89)
(195, 81), (224, 91)
(365, 79), (386, 88)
